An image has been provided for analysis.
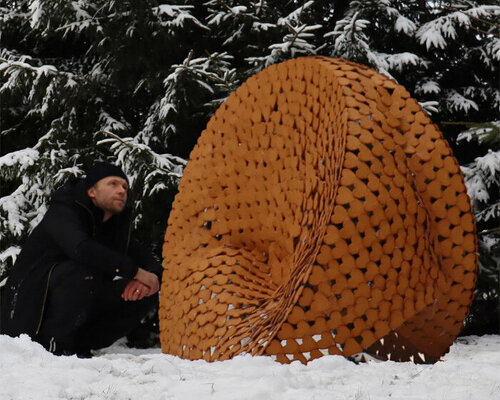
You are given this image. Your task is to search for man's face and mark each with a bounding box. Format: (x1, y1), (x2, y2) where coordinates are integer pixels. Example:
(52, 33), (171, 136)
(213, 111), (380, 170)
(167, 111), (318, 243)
(87, 176), (128, 219)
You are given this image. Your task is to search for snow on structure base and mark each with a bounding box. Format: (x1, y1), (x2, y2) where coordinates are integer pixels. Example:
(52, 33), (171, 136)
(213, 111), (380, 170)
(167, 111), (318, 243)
(159, 57), (478, 364)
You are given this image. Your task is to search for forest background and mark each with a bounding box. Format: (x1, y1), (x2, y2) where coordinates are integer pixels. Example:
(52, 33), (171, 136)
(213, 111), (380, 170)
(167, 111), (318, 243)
(1, 0), (499, 345)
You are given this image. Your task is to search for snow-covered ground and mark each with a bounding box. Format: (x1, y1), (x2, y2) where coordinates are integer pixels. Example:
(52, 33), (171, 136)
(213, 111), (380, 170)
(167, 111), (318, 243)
(0, 334), (499, 400)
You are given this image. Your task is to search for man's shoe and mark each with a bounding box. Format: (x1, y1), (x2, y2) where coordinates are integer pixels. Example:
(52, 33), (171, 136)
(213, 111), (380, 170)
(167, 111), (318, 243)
(76, 349), (93, 359)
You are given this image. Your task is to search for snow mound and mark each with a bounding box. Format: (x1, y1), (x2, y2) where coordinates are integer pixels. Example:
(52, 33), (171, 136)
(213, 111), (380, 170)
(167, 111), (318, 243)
(0, 334), (499, 400)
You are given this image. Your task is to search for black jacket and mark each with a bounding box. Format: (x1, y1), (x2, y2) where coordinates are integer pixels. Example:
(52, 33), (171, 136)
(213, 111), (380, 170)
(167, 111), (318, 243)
(0, 179), (163, 338)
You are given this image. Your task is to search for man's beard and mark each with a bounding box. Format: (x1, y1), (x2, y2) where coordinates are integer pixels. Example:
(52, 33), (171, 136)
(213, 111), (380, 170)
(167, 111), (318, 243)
(105, 199), (126, 215)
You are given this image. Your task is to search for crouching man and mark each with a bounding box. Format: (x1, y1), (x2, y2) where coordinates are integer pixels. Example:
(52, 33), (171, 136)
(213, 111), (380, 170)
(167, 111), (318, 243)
(0, 162), (162, 357)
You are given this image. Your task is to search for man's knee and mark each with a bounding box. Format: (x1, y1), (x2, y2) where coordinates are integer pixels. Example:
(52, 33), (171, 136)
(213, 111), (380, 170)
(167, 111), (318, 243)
(45, 261), (100, 321)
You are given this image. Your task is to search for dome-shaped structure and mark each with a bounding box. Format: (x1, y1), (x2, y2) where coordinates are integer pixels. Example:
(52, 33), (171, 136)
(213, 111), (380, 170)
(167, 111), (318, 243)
(159, 57), (477, 364)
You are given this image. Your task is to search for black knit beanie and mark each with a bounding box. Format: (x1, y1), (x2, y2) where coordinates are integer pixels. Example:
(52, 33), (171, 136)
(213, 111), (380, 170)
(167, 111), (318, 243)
(84, 162), (129, 189)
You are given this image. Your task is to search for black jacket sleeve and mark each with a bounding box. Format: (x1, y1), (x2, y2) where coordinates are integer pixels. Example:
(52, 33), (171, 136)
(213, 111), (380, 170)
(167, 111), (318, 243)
(42, 202), (138, 279)
(127, 238), (163, 282)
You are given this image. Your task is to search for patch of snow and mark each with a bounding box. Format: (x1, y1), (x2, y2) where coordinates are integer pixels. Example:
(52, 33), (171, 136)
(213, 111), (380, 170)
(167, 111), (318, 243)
(278, 1), (314, 26)
(386, 52), (425, 72)
(155, 5), (194, 17)
(0, 335), (499, 399)
(0, 183), (30, 237)
(0, 148), (39, 169)
(447, 90), (479, 113)
(416, 21), (448, 50)
(395, 15), (417, 35)
(252, 22), (276, 32)
(229, 6), (247, 15)
(415, 80), (441, 95)
(0, 246), (21, 266)
(28, 0), (43, 29)
(476, 150), (500, 183)
(461, 165), (489, 204)
(419, 101), (439, 115)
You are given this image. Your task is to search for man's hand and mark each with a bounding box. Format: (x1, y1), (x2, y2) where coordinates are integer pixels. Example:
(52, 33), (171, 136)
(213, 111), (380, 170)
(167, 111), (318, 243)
(134, 267), (160, 295)
(121, 279), (150, 301)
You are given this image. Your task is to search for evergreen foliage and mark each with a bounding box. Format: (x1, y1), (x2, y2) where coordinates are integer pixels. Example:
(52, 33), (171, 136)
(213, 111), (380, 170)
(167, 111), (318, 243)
(1, 0), (499, 341)
(458, 122), (500, 334)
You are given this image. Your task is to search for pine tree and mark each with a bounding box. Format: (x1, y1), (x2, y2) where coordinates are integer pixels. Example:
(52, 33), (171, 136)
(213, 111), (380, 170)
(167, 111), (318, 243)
(458, 122), (500, 334)
(1, 0), (499, 339)
(324, 0), (499, 118)
(0, 1), (211, 279)
(324, 0), (500, 333)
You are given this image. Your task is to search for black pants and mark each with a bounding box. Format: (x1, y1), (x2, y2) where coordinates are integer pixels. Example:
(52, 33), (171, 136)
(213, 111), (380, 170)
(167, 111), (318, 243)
(37, 261), (156, 355)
